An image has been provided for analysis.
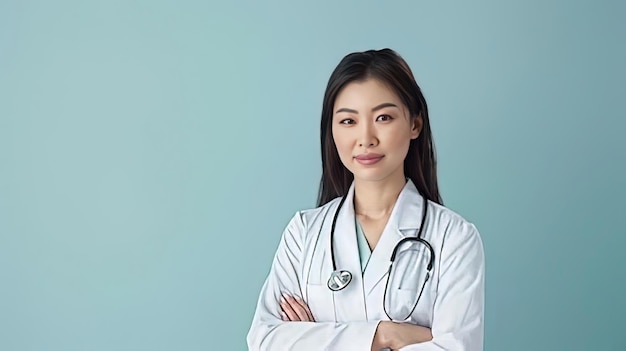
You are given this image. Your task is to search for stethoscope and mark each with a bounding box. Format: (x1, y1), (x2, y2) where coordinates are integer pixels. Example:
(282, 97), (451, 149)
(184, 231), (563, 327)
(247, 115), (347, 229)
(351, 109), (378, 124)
(326, 191), (435, 321)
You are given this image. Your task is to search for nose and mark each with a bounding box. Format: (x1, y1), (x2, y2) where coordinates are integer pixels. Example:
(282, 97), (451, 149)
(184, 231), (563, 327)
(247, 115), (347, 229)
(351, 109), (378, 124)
(358, 121), (378, 148)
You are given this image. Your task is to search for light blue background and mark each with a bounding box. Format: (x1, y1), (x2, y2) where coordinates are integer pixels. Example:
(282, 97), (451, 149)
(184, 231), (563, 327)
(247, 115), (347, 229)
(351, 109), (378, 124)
(1, 1), (625, 350)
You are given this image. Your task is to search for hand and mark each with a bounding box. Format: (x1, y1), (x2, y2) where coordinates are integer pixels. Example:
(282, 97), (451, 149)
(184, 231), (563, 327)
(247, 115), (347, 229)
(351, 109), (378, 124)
(373, 321), (432, 350)
(279, 293), (315, 322)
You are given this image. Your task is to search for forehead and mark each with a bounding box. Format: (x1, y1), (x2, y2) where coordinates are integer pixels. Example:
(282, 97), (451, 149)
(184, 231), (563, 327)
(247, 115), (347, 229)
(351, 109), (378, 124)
(334, 78), (402, 110)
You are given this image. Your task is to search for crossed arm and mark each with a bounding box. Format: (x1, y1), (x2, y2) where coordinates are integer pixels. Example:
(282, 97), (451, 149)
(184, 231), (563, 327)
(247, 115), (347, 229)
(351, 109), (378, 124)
(247, 213), (485, 351)
(279, 293), (433, 350)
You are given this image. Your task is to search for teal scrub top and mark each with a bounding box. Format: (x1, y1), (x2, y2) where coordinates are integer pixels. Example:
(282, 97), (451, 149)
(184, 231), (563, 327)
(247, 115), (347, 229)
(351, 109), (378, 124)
(355, 217), (372, 273)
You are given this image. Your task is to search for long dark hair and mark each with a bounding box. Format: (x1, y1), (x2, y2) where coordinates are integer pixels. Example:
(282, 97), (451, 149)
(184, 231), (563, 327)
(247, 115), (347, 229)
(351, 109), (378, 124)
(316, 48), (442, 207)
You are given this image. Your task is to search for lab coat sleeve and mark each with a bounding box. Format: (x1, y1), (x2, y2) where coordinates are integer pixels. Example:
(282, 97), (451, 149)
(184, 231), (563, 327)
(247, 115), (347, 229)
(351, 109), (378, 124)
(399, 222), (485, 351)
(246, 211), (380, 351)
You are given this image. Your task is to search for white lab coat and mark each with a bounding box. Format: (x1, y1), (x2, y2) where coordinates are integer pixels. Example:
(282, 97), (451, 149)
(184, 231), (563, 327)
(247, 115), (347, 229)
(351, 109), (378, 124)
(247, 179), (485, 350)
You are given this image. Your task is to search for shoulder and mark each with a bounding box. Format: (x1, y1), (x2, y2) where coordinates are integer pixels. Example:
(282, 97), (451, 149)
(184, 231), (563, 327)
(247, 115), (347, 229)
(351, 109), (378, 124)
(424, 202), (485, 283)
(282, 197), (342, 242)
(298, 197), (342, 228)
(427, 201), (483, 250)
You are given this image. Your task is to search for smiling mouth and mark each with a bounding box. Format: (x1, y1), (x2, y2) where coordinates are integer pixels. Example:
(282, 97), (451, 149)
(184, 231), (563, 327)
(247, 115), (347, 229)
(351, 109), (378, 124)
(355, 153), (383, 160)
(354, 154), (384, 165)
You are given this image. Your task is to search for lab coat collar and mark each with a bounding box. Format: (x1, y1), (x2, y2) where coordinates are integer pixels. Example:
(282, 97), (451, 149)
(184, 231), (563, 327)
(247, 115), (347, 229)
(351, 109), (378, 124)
(393, 178), (426, 233)
(332, 182), (368, 320)
(335, 179), (427, 301)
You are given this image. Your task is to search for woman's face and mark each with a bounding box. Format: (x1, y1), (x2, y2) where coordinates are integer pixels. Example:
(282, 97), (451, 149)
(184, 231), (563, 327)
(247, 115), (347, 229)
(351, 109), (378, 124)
(332, 78), (421, 183)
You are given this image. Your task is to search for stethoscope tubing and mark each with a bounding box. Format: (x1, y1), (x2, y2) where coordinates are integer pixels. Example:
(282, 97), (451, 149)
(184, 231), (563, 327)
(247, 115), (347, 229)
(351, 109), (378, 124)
(330, 191), (432, 271)
(327, 189), (436, 320)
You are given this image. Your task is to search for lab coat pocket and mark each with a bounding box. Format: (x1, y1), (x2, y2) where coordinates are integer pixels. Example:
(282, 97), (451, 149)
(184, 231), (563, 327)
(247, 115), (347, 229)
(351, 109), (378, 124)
(305, 283), (335, 322)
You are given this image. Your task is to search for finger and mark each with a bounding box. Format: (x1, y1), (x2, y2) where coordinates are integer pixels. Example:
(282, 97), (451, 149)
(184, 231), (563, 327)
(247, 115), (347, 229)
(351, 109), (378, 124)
(280, 302), (295, 321)
(284, 295), (309, 321)
(280, 296), (300, 321)
(293, 296), (315, 322)
(280, 298), (296, 321)
(287, 297), (311, 322)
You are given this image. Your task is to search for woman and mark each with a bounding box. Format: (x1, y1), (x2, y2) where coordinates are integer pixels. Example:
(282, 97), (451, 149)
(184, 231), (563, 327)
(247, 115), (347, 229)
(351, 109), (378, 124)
(247, 49), (485, 351)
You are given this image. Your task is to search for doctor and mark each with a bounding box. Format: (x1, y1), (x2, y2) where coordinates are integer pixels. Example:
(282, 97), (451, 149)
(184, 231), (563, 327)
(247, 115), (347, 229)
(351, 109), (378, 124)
(247, 49), (485, 351)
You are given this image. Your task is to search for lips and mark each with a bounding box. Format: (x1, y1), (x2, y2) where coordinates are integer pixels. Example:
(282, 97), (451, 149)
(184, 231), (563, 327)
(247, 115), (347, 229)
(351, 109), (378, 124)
(354, 153), (384, 165)
(355, 153), (384, 160)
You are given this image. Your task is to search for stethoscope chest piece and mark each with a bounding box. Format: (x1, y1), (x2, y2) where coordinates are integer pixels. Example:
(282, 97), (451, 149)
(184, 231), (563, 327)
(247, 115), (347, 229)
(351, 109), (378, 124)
(327, 270), (352, 291)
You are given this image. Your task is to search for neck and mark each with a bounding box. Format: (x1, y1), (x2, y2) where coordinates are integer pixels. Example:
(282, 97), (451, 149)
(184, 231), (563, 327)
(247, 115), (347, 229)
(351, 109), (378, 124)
(353, 172), (407, 220)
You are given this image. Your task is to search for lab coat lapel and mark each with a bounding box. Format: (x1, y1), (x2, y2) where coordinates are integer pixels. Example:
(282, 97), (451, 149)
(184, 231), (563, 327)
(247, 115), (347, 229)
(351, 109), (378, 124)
(362, 180), (424, 297)
(331, 183), (367, 321)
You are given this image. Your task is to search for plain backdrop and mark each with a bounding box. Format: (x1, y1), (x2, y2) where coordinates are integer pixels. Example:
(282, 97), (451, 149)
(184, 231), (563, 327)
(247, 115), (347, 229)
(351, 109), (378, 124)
(1, 0), (625, 350)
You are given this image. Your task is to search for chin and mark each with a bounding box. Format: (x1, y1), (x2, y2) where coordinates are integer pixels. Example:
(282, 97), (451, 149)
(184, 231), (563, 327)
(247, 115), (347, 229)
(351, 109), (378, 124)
(351, 171), (393, 183)
(349, 163), (405, 183)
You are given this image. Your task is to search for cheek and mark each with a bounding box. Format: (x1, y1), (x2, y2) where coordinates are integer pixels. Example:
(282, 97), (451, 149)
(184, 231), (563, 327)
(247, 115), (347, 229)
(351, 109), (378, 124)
(332, 129), (349, 152)
(386, 131), (412, 157)
(332, 130), (354, 165)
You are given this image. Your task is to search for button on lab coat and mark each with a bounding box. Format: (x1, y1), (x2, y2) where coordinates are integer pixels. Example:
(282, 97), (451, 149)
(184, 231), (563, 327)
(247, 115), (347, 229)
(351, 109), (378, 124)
(247, 180), (485, 350)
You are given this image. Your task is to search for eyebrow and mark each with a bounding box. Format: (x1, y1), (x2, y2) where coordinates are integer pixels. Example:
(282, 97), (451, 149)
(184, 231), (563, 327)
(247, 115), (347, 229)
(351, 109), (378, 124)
(335, 102), (399, 114)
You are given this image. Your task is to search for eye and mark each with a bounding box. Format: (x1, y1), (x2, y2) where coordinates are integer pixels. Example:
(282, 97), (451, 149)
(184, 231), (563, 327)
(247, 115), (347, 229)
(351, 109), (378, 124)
(376, 114), (393, 122)
(339, 118), (355, 125)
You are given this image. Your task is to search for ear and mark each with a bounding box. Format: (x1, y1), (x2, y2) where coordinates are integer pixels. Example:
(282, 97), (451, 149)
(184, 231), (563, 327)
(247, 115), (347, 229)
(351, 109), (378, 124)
(410, 113), (423, 139)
